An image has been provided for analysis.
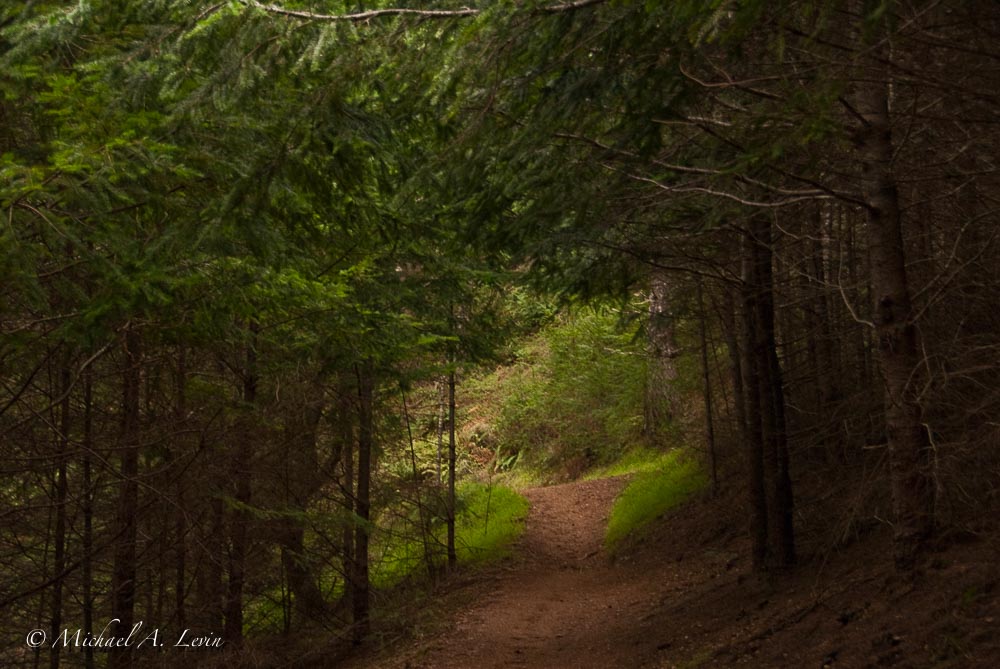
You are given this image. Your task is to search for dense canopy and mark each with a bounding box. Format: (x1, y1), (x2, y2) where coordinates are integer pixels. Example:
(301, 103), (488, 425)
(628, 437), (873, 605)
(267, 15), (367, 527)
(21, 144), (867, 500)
(2, 1), (999, 667)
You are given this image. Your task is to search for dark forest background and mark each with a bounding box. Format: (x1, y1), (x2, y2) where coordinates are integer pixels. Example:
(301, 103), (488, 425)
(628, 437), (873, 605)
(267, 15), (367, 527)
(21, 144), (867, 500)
(2, 1), (999, 667)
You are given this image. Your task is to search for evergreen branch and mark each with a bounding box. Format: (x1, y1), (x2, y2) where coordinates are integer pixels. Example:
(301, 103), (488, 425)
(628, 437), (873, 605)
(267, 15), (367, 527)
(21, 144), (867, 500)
(241, 0), (607, 22)
(538, 0), (607, 12)
(243, 1), (480, 21)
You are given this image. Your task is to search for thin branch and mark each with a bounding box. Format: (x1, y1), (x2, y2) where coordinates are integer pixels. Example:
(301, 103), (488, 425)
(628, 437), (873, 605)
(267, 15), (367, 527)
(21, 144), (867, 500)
(244, 1), (479, 21)
(601, 162), (833, 208)
(538, 0), (607, 12)
(243, 0), (607, 22)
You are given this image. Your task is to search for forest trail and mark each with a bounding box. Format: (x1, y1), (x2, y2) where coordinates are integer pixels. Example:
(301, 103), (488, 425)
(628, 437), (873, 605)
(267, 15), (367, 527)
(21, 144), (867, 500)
(378, 476), (669, 669)
(344, 472), (1000, 669)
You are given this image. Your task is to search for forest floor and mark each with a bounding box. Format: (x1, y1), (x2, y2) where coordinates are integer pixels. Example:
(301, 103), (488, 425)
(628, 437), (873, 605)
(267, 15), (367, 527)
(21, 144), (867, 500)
(342, 474), (1000, 669)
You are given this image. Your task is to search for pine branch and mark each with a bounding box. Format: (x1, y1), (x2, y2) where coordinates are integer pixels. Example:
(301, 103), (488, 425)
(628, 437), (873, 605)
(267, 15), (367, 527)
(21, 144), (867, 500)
(538, 0), (607, 12)
(241, 0), (607, 22)
(244, 1), (478, 21)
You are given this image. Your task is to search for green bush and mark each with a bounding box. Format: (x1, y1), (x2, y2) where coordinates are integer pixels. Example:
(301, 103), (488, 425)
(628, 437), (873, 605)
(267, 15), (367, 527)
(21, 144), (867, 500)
(605, 449), (707, 551)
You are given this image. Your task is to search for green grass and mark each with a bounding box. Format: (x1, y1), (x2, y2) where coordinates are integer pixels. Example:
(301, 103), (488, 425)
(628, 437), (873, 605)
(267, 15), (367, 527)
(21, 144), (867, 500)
(372, 482), (529, 587)
(604, 449), (707, 551)
(584, 446), (682, 480)
(454, 482), (530, 563)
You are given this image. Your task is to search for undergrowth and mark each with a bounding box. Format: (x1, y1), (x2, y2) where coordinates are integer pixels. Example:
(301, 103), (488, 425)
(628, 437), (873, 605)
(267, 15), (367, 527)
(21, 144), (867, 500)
(372, 481), (529, 588)
(463, 308), (649, 477)
(584, 446), (684, 480)
(605, 449), (707, 551)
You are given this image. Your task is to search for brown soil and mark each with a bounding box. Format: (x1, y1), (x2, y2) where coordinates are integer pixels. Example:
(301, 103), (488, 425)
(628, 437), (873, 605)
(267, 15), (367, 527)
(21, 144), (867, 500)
(345, 476), (1000, 669)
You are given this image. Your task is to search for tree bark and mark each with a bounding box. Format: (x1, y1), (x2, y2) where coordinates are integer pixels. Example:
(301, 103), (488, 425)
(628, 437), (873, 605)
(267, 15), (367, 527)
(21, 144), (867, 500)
(855, 33), (934, 570)
(749, 217), (795, 569)
(351, 362), (374, 644)
(740, 236), (768, 573)
(338, 375), (356, 615)
(721, 287), (747, 449)
(81, 365), (95, 669)
(110, 325), (141, 669)
(696, 279), (718, 493)
(174, 346), (187, 630)
(49, 361), (70, 669)
(225, 322), (257, 646)
(644, 268), (681, 443)
(278, 398), (328, 621)
(447, 365), (457, 570)
(279, 523), (328, 620)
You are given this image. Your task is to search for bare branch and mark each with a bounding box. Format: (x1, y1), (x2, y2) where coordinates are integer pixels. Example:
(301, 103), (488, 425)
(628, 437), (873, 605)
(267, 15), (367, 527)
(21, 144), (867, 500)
(242, 0), (607, 22)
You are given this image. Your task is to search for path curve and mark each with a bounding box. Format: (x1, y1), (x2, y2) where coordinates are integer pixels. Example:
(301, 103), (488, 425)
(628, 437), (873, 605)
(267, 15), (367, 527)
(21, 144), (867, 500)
(397, 476), (663, 669)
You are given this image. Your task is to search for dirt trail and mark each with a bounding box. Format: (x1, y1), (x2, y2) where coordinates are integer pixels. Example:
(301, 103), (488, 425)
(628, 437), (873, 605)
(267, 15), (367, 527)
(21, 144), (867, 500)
(393, 476), (664, 669)
(345, 473), (1000, 669)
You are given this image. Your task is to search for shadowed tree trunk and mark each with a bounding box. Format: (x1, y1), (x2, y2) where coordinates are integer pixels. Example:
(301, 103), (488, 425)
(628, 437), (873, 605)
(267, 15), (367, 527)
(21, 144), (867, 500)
(749, 217), (795, 569)
(740, 236), (768, 573)
(110, 325), (141, 669)
(855, 28), (935, 570)
(697, 279), (718, 493)
(224, 321), (258, 646)
(81, 365), (95, 669)
(174, 346), (187, 630)
(351, 362), (374, 644)
(338, 375), (356, 617)
(447, 364), (457, 570)
(49, 359), (70, 669)
(721, 287), (747, 450)
(278, 397), (329, 621)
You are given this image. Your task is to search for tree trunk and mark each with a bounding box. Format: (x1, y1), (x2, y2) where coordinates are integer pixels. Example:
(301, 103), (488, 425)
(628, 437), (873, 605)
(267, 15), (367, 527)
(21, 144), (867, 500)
(645, 268), (681, 443)
(447, 365), (457, 570)
(81, 365), (95, 669)
(855, 36), (934, 570)
(436, 379), (446, 486)
(721, 287), (747, 448)
(351, 362), (374, 644)
(198, 497), (225, 632)
(278, 398), (328, 621)
(811, 206), (841, 462)
(401, 388), (437, 579)
(279, 523), (328, 620)
(174, 346), (187, 630)
(750, 217), (795, 569)
(697, 279), (718, 493)
(110, 325), (141, 669)
(49, 361), (70, 669)
(740, 237), (768, 573)
(225, 323), (257, 646)
(339, 375), (355, 614)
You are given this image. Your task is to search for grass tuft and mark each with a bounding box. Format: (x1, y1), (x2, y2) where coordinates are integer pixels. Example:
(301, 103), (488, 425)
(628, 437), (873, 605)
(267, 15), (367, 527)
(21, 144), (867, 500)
(604, 449), (707, 551)
(584, 446), (681, 480)
(454, 482), (530, 563)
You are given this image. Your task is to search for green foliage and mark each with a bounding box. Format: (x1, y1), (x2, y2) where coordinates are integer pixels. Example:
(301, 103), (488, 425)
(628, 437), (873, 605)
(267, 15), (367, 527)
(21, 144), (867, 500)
(605, 450), (707, 551)
(467, 307), (648, 476)
(453, 482), (530, 563)
(372, 482), (529, 588)
(584, 446), (682, 480)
